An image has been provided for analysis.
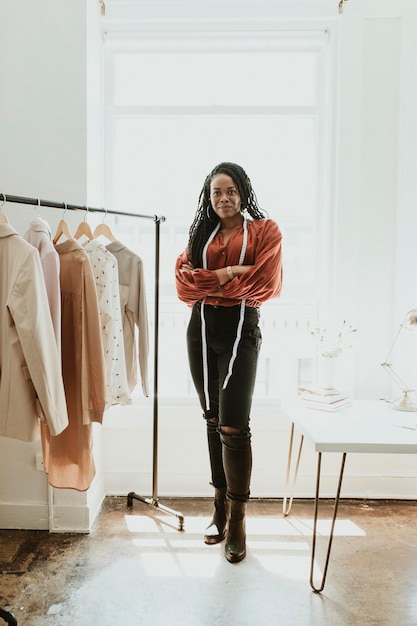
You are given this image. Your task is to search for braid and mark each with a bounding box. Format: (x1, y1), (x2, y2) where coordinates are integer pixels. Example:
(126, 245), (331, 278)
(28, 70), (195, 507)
(188, 162), (266, 268)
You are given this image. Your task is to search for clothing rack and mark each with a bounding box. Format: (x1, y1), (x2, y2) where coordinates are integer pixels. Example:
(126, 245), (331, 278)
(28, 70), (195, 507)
(1, 193), (184, 531)
(0, 607), (17, 625)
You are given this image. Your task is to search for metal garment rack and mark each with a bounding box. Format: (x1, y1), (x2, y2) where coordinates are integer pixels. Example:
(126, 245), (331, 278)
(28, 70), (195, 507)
(1, 193), (184, 531)
(0, 607), (17, 625)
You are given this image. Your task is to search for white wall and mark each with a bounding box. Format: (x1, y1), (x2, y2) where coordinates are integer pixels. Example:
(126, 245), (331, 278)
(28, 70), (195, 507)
(0, 0), (105, 531)
(1, 0), (417, 531)
(333, 0), (417, 399)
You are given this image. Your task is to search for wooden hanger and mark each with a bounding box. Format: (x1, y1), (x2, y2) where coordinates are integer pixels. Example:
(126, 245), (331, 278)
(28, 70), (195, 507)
(53, 204), (73, 244)
(73, 208), (94, 242)
(93, 221), (117, 242)
(53, 218), (73, 244)
(73, 220), (94, 242)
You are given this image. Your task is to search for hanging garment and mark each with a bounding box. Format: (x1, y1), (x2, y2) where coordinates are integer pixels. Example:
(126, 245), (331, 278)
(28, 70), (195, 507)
(24, 216), (63, 469)
(0, 223), (68, 441)
(106, 241), (149, 396)
(46, 239), (106, 491)
(84, 239), (131, 409)
(24, 216), (61, 351)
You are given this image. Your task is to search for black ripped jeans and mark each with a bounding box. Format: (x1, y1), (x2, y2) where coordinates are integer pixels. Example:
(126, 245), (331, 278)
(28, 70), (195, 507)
(187, 303), (262, 499)
(186, 303), (262, 433)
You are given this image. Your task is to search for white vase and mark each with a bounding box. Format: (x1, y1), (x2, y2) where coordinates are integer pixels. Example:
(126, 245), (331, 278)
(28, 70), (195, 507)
(317, 356), (337, 389)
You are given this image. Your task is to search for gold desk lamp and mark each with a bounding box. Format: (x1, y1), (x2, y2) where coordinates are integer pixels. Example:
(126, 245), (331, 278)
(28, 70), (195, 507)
(381, 309), (417, 411)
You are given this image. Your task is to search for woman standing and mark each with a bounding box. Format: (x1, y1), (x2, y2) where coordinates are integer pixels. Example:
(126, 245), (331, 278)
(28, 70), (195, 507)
(175, 162), (282, 563)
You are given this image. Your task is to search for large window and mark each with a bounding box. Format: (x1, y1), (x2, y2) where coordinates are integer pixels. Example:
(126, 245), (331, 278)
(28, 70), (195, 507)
(104, 32), (332, 400)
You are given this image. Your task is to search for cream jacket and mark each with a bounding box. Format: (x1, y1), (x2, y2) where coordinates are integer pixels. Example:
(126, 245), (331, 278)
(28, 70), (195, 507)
(106, 241), (149, 396)
(0, 224), (68, 441)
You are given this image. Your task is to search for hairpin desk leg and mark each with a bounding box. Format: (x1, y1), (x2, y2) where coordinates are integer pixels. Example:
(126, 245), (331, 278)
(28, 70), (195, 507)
(310, 452), (347, 593)
(283, 422), (304, 517)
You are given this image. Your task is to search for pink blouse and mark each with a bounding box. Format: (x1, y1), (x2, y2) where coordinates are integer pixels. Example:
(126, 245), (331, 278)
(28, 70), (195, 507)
(175, 218), (282, 308)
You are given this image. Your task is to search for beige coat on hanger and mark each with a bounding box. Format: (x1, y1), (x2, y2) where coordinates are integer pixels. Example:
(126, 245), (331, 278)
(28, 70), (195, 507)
(0, 224), (68, 441)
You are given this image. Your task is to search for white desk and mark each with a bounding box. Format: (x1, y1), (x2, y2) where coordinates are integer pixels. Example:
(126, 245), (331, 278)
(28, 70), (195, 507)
(282, 399), (417, 592)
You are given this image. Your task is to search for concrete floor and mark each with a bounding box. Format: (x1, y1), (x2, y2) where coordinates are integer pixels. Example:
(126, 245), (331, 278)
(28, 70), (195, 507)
(1, 497), (417, 626)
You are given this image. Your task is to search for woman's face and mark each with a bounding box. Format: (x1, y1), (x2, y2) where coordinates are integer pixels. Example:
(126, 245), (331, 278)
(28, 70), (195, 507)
(209, 173), (242, 222)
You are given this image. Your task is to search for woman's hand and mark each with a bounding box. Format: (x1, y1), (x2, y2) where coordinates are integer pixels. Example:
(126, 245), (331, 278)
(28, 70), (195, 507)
(214, 264), (253, 287)
(181, 262), (194, 272)
(232, 265), (252, 276)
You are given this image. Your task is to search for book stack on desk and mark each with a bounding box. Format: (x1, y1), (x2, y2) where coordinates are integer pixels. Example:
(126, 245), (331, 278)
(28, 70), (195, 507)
(298, 385), (351, 412)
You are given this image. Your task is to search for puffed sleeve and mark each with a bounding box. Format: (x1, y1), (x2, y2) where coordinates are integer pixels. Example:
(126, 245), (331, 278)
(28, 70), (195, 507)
(175, 249), (221, 306)
(222, 219), (282, 304)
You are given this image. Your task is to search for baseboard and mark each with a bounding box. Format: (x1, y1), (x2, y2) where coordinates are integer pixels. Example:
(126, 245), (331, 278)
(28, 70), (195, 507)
(0, 504), (50, 530)
(50, 474), (106, 533)
(0, 501), (103, 533)
(0, 475), (106, 533)
(48, 503), (92, 533)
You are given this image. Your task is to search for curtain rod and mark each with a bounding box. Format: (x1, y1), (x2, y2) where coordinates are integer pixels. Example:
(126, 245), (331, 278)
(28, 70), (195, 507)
(0, 193), (165, 223)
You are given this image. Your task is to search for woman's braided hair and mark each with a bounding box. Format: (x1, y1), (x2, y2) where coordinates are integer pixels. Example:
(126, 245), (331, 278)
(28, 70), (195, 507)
(188, 162), (266, 268)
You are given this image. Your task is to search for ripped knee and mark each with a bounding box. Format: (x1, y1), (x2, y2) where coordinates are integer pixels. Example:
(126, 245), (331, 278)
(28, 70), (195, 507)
(219, 425), (242, 436)
(206, 416), (219, 434)
(219, 425), (252, 440)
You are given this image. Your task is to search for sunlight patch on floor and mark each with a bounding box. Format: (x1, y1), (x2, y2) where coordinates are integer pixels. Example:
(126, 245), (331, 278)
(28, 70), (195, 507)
(247, 540), (310, 552)
(131, 538), (175, 548)
(138, 549), (314, 581)
(132, 538), (217, 549)
(293, 518), (366, 537)
(247, 517), (302, 535)
(125, 514), (365, 538)
(124, 515), (180, 533)
(255, 554), (314, 580)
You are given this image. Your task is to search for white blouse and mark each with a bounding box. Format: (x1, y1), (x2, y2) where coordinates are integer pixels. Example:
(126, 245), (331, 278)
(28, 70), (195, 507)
(84, 239), (131, 409)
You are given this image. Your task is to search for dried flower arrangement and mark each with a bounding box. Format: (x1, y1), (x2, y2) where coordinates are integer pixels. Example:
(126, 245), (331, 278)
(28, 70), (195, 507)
(311, 320), (357, 359)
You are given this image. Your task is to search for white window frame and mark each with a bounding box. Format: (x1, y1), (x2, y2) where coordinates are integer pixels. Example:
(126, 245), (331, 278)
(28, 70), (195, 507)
(102, 28), (336, 403)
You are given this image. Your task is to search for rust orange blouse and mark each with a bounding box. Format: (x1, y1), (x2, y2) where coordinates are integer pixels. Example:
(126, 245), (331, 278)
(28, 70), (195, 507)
(175, 218), (283, 308)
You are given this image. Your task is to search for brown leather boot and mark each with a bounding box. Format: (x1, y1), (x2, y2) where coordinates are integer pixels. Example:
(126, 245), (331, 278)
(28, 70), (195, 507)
(220, 431), (252, 563)
(204, 487), (229, 544)
(225, 500), (246, 563)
